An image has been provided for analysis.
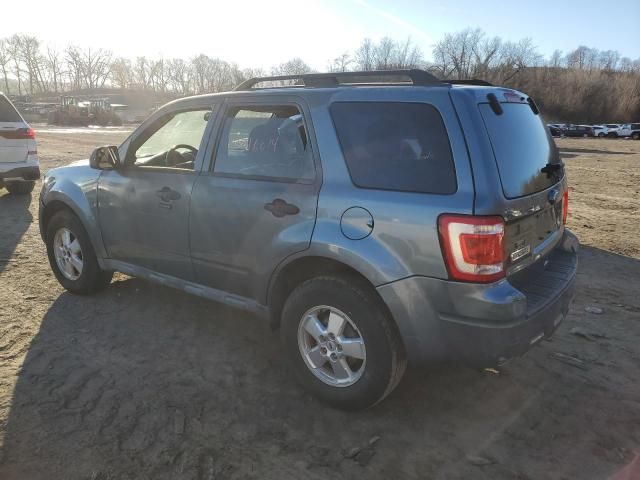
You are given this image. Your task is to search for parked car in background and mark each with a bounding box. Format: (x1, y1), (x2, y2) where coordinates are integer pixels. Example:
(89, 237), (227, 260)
(547, 124), (565, 137)
(592, 125), (608, 137)
(603, 124), (622, 137)
(563, 125), (595, 137)
(0, 92), (40, 195)
(618, 123), (640, 139)
(38, 71), (578, 409)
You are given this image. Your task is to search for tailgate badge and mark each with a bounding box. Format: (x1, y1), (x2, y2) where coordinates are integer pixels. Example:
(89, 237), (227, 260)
(510, 244), (531, 262)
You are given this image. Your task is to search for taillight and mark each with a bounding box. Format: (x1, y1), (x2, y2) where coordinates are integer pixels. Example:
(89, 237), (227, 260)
(438, 214), (505, 283)
(562, 190), (569, 225)
(0, 127), (36, 140)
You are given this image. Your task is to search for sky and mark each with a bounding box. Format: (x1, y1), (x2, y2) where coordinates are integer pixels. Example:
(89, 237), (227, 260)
(1, 0), (639, 70)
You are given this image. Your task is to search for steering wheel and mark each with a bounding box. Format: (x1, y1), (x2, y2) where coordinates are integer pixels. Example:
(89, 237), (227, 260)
(165, 144), (198, 166)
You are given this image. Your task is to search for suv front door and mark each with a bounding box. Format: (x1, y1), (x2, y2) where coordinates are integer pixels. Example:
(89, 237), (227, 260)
(189, 97), (320, 302)
(98, 105), (214, 279)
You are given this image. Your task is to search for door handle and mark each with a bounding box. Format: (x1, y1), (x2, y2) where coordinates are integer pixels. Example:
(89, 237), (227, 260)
(264, 198), (300, 218)
(156, 186), (181, 202)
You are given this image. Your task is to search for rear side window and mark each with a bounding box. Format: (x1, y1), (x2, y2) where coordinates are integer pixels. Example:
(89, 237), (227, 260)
(213, 105), (315, 182)
(330, 102), (456, 194)
(479, 103), (561, 199)
(0, 96), (22, 122)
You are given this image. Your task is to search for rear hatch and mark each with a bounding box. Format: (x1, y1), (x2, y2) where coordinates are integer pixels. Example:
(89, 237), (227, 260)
(478, 92), (566, 274)
(0, 95), (30, 164)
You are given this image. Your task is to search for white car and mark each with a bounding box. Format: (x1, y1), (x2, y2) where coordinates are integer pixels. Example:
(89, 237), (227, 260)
(592, 125), (608, 137)
(602, 124), (622, 137)
(617, 123), (640, 139)
(0, 93), (40, 194)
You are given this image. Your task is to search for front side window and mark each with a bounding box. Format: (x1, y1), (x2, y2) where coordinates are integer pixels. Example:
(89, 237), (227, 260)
(330, 102), (456, 194)
(131, 109), (210, 170)
(213, 105), (315, 181)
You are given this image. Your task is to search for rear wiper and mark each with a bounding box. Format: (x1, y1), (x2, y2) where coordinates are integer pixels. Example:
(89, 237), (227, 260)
(541, 163), (563, 178)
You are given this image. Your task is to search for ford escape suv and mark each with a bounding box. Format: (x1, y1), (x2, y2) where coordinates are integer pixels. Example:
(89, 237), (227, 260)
(0, 92), (40, 194)
(39, 70), (578, 410)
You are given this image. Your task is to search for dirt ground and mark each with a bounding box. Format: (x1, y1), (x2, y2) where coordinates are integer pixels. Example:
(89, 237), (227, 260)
(0, 127), (639, 480)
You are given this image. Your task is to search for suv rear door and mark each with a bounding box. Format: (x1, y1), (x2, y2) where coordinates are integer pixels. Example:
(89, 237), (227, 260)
(453, 88), (567, 275)
(0, 95), (29, 164)
(189, 96), (320, 302)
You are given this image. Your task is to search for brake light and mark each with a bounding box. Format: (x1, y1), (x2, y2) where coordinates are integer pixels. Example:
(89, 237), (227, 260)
(438, 215), (505, 283)
(562, 189), (569, 225)
(0, 127), (36, 140)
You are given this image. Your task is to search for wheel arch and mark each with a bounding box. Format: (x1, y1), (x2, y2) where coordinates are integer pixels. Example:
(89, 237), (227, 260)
(266, 255), (395, 331)
(41, 190), (107, 264)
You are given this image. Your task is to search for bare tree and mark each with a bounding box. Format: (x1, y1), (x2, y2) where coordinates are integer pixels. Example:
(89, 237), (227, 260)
(0, 39), (11, 93)
(354, 38), (375, 71)
(271, 57), (312, 76)
(329, 53), (352, 72)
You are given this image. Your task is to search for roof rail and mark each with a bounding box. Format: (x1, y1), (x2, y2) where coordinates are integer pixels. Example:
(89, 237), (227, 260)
(447, 79), (494, 86)
(234, 69), (443, 91)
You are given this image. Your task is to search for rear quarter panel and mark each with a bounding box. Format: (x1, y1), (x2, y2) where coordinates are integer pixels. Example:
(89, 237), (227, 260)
(300, 87), (475, 285)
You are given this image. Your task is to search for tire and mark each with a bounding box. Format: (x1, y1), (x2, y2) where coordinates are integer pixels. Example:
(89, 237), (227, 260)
(583, 133), (588, 138)
(597, 132), (605, 137)
(281, 275), (406, 410)
(45, 210), (113, 294)
(5, 181), (35, 195)
(632, 132), (640, 140)
(607, 132), (618, 138)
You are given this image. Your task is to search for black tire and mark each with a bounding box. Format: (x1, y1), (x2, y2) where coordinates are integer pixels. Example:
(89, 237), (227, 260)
(45, 210), (113, 294)
(632, 132), (640, 140)
(5, 181), (35, 195)
(597, 132), (605, 137)
(281, 275), (406, 410)
(607, 132), (618, 138)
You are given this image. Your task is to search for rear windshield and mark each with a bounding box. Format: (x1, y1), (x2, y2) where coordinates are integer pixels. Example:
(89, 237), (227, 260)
(479, 103), (561, 199)
(0, 96), (22, 122)
(330, 102), (456, 194)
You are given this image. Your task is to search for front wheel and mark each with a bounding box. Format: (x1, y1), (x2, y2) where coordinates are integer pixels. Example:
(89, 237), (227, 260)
(46, 210), (113, 294)
(281, 275), (406, 410)
(597, 132), (605, 137)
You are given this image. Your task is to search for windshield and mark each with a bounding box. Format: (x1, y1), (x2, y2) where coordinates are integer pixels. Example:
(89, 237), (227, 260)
(479, 102), (562, 199)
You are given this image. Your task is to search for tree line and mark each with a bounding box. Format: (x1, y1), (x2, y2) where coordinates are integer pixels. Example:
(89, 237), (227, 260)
(1, 28), (639, 122)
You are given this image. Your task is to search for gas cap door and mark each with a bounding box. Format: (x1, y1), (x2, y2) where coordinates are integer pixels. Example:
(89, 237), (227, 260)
(340, 207), (374, 240)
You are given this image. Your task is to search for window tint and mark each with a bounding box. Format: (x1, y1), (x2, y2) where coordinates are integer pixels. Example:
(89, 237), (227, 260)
(213, 106), (315, 181)
(132, 109), (209, 170)
(330, 102), (456, 194)
(0, 96), (22, 122)
(479, 103), (561, 199)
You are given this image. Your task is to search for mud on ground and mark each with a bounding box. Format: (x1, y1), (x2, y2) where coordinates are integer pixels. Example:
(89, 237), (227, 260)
(0, 129), (639, 479)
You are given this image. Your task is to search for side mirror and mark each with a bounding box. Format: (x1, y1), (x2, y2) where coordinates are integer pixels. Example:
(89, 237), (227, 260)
(90, 146), (120, 170)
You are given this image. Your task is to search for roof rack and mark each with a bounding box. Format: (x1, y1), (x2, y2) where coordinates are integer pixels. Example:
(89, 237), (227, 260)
(234, 69), (443, 91)
(447, 79), (494, 86)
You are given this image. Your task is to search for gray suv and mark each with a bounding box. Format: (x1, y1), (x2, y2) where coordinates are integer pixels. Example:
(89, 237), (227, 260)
(39, 70), (578, 410)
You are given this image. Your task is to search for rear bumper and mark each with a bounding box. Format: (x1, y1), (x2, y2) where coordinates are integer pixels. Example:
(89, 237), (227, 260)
(378, 229), (579, 367)
(0, 159), (40, 182)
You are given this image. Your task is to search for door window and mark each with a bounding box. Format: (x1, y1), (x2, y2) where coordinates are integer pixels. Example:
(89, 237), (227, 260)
(129, 109), (210, 170)
(213, 105), (315, 182)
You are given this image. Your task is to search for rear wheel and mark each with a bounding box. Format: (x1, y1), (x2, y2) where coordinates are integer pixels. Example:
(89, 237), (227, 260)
(597, 132), (605, 137)
(5, 181), (35, 195)
(46, 210), (113, 294)
(281, 275), (406, 410)
(632, 132), (640, 140)
(607, 132), (618, 138)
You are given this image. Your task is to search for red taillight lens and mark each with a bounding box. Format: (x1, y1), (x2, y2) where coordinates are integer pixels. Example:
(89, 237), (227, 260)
(438, 214), (505, 283)
(562, 190), (569, 225)
(0, 127), (36, 140)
